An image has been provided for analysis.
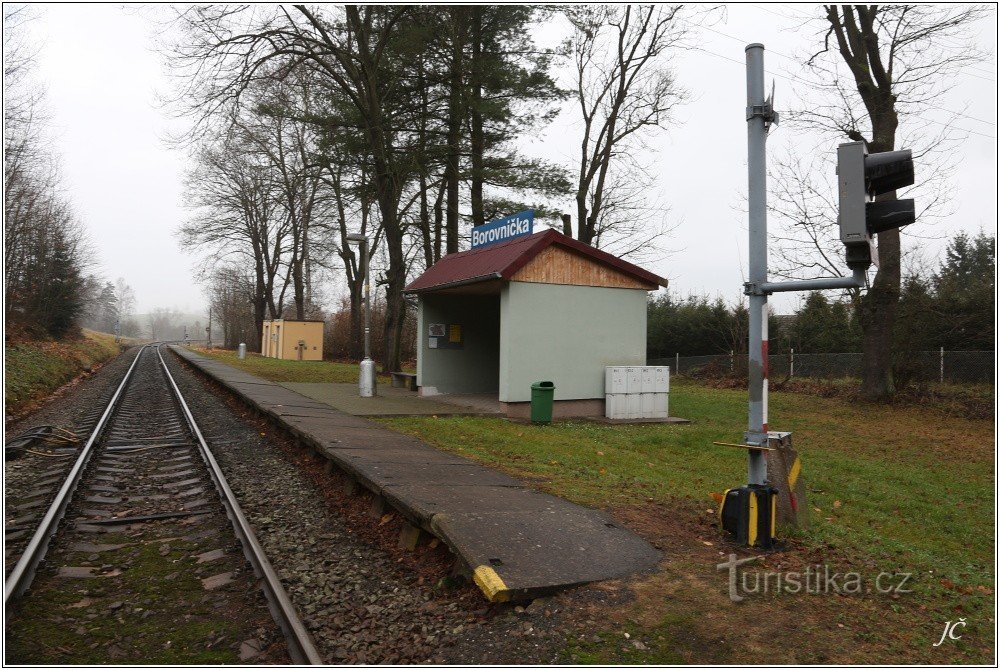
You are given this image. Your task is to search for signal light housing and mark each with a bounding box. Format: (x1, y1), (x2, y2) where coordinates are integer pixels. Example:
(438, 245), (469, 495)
(836, 141), (916, 269)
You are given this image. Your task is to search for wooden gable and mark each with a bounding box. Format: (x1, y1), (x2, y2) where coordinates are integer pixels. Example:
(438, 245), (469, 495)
(511, 245), (657, 290)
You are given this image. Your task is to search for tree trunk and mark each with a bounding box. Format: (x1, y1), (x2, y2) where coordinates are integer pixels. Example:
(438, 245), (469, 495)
(417, 58), (434, 268)
(444, 7), (465, 254)
(433, 179), (445, 263)
(576, 192), (592, 245)
(858, 194), (901, 399)
(469, 7), (485, 227)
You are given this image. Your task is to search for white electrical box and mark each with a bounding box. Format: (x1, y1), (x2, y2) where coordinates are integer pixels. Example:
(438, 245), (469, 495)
(605, 366), (627, 394)
(640, 367), (655, 392)
(653, 367), (670, 392)
(625, 367), (643, 393)
(626, 393), (642, 419)
(605, 365), (670, 420)
(603, 393), (622, 419)
(652, 392), (669, 419)
(640, 393), (655, 417)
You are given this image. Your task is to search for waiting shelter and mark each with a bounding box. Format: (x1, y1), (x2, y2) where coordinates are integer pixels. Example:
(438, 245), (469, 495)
(404, 229), (667, 419)
(261, 319), (324, 361)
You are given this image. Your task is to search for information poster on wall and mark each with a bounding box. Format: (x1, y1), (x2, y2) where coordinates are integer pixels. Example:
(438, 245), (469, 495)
(428, 322), (463, 349)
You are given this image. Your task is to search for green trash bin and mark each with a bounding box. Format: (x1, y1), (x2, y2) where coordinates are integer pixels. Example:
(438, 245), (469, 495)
(530, 381), (555, 424)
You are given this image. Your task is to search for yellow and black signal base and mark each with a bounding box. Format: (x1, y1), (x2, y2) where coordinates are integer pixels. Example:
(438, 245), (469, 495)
(719, 484), (778, 548)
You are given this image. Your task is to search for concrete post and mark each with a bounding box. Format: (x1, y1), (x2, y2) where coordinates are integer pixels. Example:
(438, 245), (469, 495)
(790, 348), (795, 378)
(675, 352), (679, 375)
(745, 44), (770, 485)
(940, 346), (945, 384)
(238, 343), (246, 359)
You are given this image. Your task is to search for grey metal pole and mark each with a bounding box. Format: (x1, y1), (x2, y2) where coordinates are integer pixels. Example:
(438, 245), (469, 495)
(745, 44), (769, 485)
(347, 232), (376, 397)
(362, 238), (371, 361)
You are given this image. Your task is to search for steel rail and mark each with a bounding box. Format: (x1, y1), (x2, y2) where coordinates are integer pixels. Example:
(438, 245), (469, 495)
(155, 345), (322, 665)
(4, 345), (150, 604)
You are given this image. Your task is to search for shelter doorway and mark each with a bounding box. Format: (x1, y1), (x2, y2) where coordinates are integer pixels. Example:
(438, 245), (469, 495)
(416, 291), (500, 396)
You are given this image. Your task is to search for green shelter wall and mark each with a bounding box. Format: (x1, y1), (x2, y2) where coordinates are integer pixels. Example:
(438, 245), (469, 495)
(416, 294), (501, 394)
(499, 282), (647, 402)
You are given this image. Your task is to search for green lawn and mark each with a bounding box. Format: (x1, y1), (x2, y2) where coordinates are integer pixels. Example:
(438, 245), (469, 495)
(380, 379), (994, 577)
(192, 347), (366, 383)
(182, 347), (993, 661)
(378, 377), (995, 658)
(5, 330), (122, 416)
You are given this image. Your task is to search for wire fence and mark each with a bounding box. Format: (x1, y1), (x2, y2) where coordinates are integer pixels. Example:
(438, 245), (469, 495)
(650, 349), (994, 385)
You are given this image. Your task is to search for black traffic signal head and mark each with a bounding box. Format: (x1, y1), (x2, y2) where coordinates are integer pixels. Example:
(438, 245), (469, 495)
(863, 150), (914, 196)
(836, 141), (916, 269)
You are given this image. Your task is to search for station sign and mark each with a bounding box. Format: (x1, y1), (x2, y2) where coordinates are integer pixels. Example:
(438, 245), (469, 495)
(471, 209), (534, 249)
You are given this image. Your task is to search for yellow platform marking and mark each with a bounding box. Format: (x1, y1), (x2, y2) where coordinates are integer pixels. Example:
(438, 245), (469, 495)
(787, 456), (802, 488)
(473, 566), (511, 603)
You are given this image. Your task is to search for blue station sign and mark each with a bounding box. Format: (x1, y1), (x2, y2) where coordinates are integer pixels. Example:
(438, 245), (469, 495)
(471, 209), (534, 249)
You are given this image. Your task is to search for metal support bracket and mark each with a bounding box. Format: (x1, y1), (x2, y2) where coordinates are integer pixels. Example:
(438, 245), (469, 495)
(746, 103), (778, 131)
(743, 431), (769, 448)
(744, 269), (866, 297)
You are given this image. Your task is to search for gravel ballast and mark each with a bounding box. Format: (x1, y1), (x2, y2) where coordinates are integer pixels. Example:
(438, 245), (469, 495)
(163, 350), (594, 664)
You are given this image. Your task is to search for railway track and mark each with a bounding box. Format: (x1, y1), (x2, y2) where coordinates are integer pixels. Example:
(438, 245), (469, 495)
(4, 345), (321, 664)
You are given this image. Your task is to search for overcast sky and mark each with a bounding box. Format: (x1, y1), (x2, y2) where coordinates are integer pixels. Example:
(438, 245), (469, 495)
(19, 3), (998, 315)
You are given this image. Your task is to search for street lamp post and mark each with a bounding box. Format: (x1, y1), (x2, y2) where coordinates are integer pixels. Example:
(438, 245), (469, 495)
(346, 233), (375, 397)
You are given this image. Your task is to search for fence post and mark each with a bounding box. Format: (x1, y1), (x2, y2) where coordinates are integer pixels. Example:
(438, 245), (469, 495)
(790, 348), (795, 378)
(940, 346), (944, 384)
(730, 350), (734, 373)
(676, 352), (679, 375)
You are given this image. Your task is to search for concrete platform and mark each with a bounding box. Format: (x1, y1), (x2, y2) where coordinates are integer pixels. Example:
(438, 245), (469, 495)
(283, 382), (504, 417)
(170, 346), (660, 601)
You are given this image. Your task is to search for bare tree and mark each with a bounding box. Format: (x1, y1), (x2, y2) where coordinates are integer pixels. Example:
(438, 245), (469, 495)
(781, 4), (991, 398)
(3, 6), (91, 338)
(114, 278), (137, 322)
(235, 71), (324, 319)
(565, 4), (689, 250)
(180, 126), (291, 343)
(168, 5), (427, 372)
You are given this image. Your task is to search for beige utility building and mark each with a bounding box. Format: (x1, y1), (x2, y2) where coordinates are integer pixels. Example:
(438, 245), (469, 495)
(261, 319), (325, 361)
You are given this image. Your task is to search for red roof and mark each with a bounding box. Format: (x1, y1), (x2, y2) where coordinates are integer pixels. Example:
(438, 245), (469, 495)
(404, 228), (667, 293)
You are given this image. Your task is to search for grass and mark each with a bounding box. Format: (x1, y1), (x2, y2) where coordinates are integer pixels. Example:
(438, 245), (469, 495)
(4, 329), (122, 417)
(191, 347), (363, 383)
(378, 377), (995, 662)
(191, 346), (416, 383)
(380, 378), (994, 578)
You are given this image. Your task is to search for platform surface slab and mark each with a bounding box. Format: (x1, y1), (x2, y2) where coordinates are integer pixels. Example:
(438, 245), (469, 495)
(169, 345), (661, 601)
(432, 510), (660, 597)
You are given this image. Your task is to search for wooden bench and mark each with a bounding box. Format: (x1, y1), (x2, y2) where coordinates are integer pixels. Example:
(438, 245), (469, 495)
(390, 372), (417, 391)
